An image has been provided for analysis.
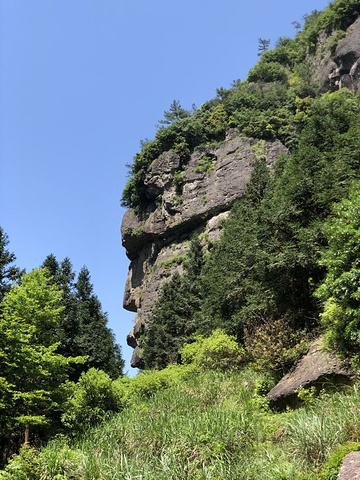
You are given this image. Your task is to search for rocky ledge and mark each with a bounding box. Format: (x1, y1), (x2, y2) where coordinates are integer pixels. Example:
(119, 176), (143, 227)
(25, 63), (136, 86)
(121, 134), (288, 367)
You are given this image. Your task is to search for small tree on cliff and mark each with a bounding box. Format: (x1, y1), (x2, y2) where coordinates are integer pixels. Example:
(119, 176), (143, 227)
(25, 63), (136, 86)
(157, 100), (191, 127)
(258, 38), (270, 56)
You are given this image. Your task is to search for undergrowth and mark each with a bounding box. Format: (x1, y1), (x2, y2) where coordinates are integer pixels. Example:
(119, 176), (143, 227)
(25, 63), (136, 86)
(2, 367), (360, 480)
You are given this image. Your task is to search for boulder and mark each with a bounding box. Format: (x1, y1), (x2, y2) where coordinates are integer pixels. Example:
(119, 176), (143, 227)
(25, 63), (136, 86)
(267, 338), (355, 410)
(338, 452), (360, 480)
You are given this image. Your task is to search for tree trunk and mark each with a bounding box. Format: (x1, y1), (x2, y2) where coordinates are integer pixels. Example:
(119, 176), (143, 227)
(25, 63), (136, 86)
(24, 425), (30, 446)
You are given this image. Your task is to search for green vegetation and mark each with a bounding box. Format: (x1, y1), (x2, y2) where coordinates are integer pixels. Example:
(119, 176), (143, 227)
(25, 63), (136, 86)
(0, 235), (124, 467)
(141, 236), (205, 370)
(0, 269), (81, 446)
(3, 360), (360, 479)
(3, 0), (360, 476)
(42, 254), (124, 380)
(316, 181), (360, 359)
(194, 154), (217, 176)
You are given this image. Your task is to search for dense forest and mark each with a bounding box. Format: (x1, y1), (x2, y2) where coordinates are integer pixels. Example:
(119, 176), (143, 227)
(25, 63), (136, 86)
(3, 0), (360, 478)
(0, 227), (124, 467)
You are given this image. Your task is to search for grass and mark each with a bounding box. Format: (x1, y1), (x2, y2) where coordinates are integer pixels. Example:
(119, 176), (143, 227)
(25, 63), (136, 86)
(2, 368), (360, 479)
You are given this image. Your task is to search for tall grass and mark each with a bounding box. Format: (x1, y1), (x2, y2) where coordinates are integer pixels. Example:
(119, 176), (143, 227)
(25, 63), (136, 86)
(2, 369), (360, 479)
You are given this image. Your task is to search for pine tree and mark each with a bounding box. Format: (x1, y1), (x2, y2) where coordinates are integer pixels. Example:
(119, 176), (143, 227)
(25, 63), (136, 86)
(257, 38), (270, 56)
(41, 257), (124, 380)
(0, 227), (23, 303)
(75, 266), (124, 379)
(157, 100), (191, 127)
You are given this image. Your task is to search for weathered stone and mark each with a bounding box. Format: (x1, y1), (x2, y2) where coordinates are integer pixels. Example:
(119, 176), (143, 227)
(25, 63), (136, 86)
(317, 17), (360, 93)
(267, 338), (355, 410)
(338, 452), (360, 480)
(130, 346), (144, 369)
(122, 136), (289, 367)
(143, 151), (181, 197)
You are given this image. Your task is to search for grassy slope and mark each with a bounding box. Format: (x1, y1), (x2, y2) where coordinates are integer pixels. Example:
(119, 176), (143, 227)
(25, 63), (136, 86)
(5, 367), (360, 480)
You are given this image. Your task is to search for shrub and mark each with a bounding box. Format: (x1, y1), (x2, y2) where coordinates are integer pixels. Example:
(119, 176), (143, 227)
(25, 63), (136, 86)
(247, 61), (288, 83)
(0, 447), (40, 480)
(244, 316), (309, 375)
(180, 329), (246, 371)
(124, 364), (191, 400)
(61, 368), (125, 432)
(314, 441), (360, 480)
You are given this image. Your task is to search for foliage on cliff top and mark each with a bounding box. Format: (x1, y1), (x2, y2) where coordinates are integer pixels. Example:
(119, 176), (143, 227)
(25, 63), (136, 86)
(121, 0), (360, 213)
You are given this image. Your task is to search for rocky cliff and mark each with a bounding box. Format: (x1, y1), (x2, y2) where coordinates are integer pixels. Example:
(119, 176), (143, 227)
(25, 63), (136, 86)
(121, 14), (360, 369)
(122, 134), (288, 367)
(314, 17), (360, 92)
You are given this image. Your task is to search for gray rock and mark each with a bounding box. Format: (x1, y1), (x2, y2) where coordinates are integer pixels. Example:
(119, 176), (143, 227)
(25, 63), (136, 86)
(143, 150), (181, 198)
(267, 338), (355, 410)
(130, 346), (144, 369)
(317, 17), (360, 93)
(122, 136), (289, 368)
(338, 452), (360, 480)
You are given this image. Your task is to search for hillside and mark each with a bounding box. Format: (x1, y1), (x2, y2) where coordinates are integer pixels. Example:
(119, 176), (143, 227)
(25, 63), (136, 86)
(2, 363), (360, 479)
(3, 0), (360, 478)
(121, 0), (360, 371)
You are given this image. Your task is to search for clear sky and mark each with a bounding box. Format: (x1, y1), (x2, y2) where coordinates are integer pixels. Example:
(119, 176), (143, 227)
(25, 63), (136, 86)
(0, 0), (330, 374)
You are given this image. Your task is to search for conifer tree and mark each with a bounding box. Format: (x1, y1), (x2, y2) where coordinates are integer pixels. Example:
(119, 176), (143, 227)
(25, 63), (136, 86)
(41, 257), (124, 379)
(74, 266), (124, 379)
(0, 227), (23, 303)
(157, 100), (191, 127)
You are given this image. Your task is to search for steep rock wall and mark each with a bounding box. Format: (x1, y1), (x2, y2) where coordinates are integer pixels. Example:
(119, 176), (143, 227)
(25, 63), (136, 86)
(121, 134), (288, 367)
(314, 18), (360, 92)
(121, 17), (360, 369)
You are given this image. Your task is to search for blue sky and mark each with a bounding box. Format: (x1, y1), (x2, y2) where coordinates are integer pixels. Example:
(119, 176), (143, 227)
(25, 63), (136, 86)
(0, 0), (330, 374)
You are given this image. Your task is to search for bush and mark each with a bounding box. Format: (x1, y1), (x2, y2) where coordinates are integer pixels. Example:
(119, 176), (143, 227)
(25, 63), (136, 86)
(244, 316), (309, 375)
(180, 329), (246, 371)
(61, 368), (125, 432)
(124, 364), (191, 400)
(315, 441), (360, 480)
(247, 61), (288, 83)
(0, 447), (40, 480)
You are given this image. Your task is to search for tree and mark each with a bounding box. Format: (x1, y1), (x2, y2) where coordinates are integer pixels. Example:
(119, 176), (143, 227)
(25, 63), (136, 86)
(0, 269), (81, 448)
(0, 227), (23, 303)
(258, 38), (270, 56)
(157, 100), (191, 127)
(141, 236), (205, 369)
(316, 181), (360, 358)
(74, 266), (124, 379)
(41, 257), (124, 380)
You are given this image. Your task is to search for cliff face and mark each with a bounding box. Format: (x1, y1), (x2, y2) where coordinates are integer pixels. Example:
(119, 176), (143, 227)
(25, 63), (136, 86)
(315, 17), (360, 92)
(121, 134), (288, 367)
(121, 16), (360, 369)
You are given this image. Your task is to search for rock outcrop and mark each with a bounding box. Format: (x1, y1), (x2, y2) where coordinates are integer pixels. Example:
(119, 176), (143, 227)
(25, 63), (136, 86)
(267, 338), (355, 410)
(121, 135), (288, 367)
(316, 18), (360, 92)
(338, 452), (360, 480)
